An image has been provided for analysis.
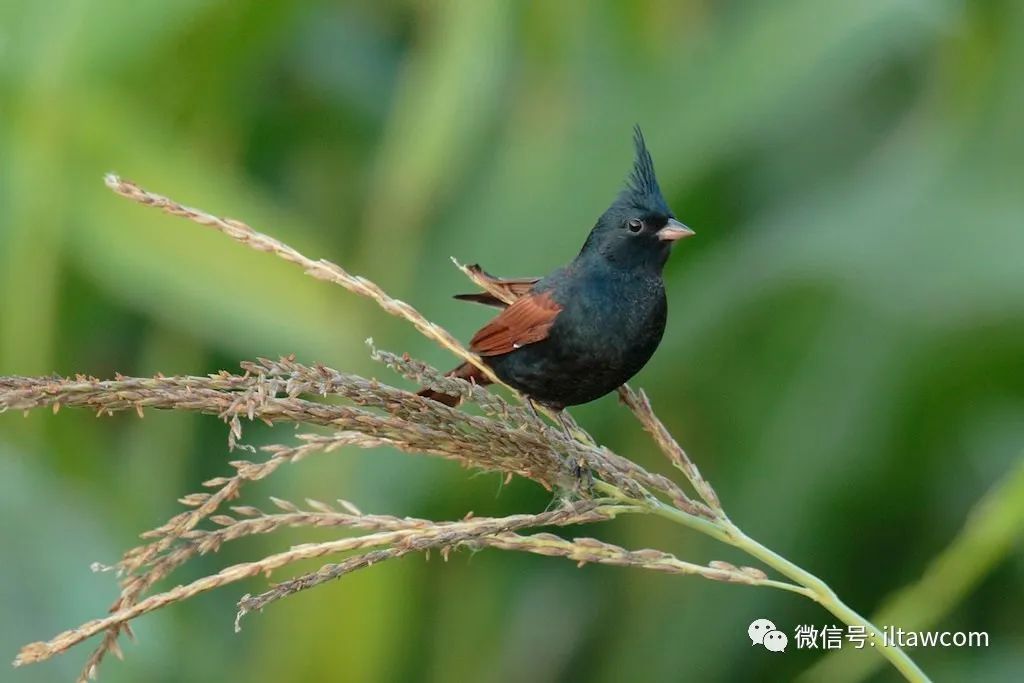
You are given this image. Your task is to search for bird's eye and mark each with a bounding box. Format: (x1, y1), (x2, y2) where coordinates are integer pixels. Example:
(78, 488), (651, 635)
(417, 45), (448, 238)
(626, 218), (643, 233)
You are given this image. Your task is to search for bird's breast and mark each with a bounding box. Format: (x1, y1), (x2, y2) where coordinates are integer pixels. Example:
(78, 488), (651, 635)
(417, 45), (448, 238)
(550, 272), (667, 367)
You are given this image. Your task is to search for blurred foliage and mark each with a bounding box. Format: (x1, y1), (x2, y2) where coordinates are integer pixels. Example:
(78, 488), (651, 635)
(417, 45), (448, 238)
(1, 1), (1023, 681)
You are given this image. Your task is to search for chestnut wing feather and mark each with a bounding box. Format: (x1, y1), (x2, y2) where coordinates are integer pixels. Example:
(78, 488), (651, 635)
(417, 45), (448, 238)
(469, 291), (562, 356)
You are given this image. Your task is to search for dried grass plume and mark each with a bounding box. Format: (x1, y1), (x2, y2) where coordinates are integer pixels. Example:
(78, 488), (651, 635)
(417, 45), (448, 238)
(0, 176), (930, 683)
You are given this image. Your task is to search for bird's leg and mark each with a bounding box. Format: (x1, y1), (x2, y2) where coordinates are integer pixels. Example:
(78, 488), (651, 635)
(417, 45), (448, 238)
(555, 410), (575, 439)
(521, 397), (545, 429)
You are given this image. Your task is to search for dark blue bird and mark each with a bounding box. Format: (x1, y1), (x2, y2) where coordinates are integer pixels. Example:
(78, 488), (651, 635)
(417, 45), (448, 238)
(420, 127), (693, 411)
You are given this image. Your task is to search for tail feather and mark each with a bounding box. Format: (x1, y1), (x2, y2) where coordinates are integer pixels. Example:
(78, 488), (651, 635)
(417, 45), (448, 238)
(416, 362), (491, 407)
(453, 292), (510, 308)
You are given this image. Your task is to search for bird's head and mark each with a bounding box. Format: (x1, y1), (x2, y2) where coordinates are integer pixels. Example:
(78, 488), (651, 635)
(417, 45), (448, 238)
(579, 126), (693, 271)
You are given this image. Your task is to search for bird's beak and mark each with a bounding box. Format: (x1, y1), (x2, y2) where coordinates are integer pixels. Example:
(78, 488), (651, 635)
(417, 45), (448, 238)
(656, 218), (695, 242)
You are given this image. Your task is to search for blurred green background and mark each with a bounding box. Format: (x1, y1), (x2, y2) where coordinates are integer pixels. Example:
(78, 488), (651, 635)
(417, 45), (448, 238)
(2, 1), (1023, 681)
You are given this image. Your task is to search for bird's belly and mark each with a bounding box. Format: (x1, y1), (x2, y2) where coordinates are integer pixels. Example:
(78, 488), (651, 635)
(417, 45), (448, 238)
(487, 295), (666, 407)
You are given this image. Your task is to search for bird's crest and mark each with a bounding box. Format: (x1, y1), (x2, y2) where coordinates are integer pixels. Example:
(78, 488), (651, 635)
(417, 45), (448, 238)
(620, 125), (669, 212)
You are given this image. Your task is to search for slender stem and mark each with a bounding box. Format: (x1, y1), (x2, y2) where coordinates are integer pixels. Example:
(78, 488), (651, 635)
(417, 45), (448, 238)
(598, 485), (930, 683)
(594, 481), (727, 540)
(722, 524), (929, 682)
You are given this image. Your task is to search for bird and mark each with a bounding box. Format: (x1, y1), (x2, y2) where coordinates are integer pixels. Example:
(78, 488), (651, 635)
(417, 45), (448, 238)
(419, 126), (693, 421)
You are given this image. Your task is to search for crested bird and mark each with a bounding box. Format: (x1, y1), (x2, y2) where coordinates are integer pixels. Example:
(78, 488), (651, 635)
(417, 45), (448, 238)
(420, 127), (693, 420)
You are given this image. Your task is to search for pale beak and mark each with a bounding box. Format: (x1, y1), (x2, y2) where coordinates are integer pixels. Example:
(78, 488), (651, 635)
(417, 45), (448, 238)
(656, 218), (695, 242)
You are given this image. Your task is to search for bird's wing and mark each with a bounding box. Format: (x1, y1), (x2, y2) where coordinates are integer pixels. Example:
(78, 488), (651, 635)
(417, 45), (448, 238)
(453, 264), (540, 308)
(469, 291), (562, 356)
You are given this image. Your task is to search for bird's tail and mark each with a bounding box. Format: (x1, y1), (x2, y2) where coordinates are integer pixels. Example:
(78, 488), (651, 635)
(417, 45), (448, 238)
(416, 362), (491, 407)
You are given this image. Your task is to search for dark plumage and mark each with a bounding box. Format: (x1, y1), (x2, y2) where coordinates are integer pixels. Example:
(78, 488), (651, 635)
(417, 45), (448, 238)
(420, 127), (693, 410)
